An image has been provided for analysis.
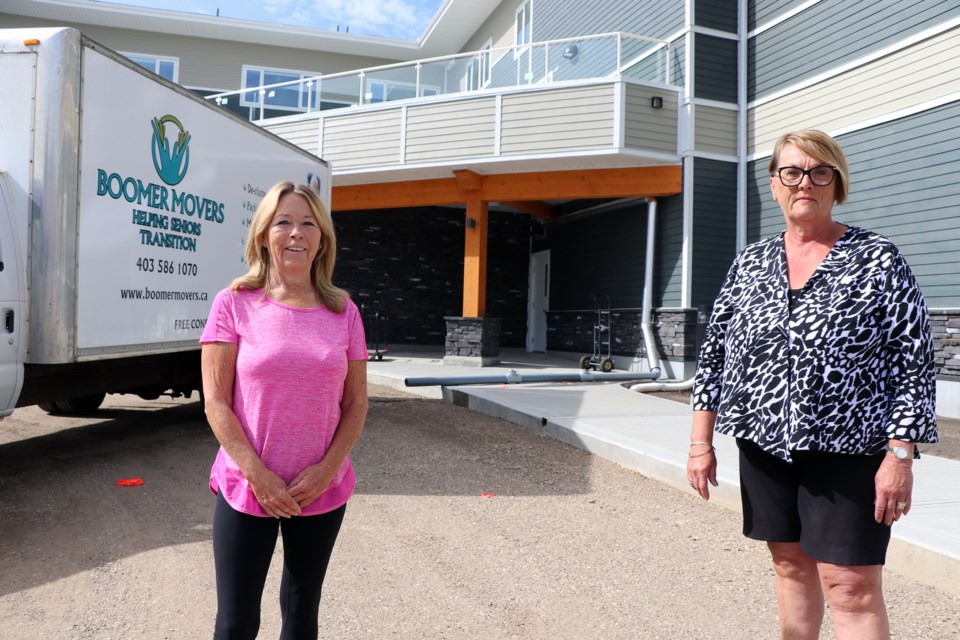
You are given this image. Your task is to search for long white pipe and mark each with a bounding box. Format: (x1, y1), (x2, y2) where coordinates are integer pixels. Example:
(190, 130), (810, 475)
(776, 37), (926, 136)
(632, 197), (691, 393)
(641, 197), (662, 375)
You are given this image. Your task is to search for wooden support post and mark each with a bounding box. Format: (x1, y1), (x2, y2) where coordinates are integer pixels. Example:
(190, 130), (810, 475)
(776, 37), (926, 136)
(462, 192), (489, 317)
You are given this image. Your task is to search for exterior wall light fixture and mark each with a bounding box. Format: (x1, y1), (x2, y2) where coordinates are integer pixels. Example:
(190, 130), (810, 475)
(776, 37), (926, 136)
(651, 96), (663, 109)
(466, 217), (477, 228)
(562, 44), (579, 60)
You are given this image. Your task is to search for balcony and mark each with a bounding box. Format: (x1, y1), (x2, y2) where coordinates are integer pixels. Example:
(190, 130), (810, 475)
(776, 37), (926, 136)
(207, 33), (681, 185)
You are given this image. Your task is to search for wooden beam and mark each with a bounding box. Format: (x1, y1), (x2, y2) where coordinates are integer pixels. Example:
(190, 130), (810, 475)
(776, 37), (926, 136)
(330, 166), (682, 212)
(498, 200), (556, 221)
(332, 177), (461, 211)
(453, 169), (483, 191)
(480, 167), (682, 201)
(462, 195), (488, 317)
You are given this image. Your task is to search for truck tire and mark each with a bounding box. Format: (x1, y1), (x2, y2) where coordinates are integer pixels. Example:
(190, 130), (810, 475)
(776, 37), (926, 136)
(55, 393), (106, 415)
(37, 402), (64, 415)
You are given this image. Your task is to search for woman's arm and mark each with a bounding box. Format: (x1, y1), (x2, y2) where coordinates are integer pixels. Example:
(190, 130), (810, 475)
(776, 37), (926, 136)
(201, 342), (301, 518)
(287, 359), (369, 508)
(688, 410), (719, 500)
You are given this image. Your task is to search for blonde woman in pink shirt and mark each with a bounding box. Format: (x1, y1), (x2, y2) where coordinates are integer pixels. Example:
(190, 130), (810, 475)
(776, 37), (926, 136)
(200, 181), (368, 639)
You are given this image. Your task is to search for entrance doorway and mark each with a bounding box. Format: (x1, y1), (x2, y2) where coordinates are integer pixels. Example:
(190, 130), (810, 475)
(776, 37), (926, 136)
(526, 250), (550, 352)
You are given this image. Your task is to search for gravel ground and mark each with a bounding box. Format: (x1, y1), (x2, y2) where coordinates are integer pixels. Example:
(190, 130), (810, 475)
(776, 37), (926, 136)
(0, 386), (957, 639)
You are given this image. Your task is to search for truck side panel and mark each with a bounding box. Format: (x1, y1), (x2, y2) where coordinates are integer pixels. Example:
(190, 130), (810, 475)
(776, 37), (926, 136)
(75, 44), (330, 358)
(0, 48), (33, 415)
(1, 27), (330, 413)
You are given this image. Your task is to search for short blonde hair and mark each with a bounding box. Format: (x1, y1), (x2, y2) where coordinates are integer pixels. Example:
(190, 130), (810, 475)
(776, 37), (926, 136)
(231, 180), (348, 312)
(768, 130), (850, 204)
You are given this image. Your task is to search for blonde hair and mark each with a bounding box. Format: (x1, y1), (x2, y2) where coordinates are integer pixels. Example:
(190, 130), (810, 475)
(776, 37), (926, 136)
(231, 181), (348, 312)
(768, 130), (850, 204)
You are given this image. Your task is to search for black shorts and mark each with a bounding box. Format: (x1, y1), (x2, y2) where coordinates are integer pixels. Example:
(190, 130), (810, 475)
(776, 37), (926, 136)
(736, 438), (891, 566)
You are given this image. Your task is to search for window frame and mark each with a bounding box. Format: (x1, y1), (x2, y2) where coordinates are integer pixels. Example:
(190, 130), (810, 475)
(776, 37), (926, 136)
(465, 39), (494, 91)
(240, 64), (322, 112)
(121, 52), (179, 82)
(514, 1), (532, 55)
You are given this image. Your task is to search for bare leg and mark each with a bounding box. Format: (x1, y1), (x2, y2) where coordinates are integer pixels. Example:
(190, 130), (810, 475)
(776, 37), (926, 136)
(818, 562), (889, 640)
(768, 542), (824, 640)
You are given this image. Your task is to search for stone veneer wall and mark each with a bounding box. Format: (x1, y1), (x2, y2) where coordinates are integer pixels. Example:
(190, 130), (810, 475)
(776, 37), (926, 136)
(929, 309), (960, 378)
(332, 207), (530, 347)
(546, 308), (701, 361)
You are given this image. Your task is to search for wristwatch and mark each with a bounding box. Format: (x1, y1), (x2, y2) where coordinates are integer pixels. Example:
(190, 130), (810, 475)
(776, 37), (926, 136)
(886, 445), (911, 460)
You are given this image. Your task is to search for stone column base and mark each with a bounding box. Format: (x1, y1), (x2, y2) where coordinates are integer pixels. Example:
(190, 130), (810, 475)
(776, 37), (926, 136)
(444, 316), (501, 367)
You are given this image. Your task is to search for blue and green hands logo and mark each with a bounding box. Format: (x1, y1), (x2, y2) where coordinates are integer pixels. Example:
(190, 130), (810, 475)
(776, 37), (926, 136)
(151, 115), (191, 186)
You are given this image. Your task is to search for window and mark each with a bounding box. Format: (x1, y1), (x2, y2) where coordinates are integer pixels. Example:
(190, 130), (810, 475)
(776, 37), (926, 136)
(465, 40), (493, 90)
(123, 53), (178, 82)
(480, 40), (493, 86)
(241, 66), (325, 111)
(367, 79), (439, 103)
(515, 1), (532, 48)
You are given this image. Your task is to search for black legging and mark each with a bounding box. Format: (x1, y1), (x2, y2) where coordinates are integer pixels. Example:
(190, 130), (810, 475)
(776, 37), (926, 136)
(212, 492), (346, 640)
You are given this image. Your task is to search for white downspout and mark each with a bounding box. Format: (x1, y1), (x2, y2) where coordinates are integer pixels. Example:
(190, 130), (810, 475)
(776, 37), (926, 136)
(640, 197), (662, 376)
(633, 215), (697, 391)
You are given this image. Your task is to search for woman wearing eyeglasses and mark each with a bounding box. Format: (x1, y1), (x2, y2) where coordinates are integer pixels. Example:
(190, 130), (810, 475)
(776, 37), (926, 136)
(687, 130), (937, 639)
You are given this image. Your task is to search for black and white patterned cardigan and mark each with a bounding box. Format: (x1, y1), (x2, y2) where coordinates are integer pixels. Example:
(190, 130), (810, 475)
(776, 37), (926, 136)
(693, 225), (938, 462)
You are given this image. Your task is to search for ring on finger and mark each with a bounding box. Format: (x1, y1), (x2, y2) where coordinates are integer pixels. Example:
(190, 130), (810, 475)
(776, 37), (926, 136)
(896, 500), (907, 510)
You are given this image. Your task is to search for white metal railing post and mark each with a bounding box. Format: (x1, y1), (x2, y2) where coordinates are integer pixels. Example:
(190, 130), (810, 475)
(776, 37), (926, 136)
(617, 33), (623, 74)
(665, 41), (671, 84)
(544, 42), (550, 81)
(202, 32), (675, 123)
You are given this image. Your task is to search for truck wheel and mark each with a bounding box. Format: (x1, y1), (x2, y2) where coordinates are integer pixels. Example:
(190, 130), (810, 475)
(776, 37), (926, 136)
(37, 402), (64, 415)
(579, 355), (592, 370)
(600, 358), (614, 372)
(55, 393), (106, 415)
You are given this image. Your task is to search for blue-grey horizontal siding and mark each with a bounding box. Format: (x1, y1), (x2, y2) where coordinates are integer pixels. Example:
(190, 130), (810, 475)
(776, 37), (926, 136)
(749, 0), (804, 31)
(697, 0), (739, 32)
(750, 0), (960, 100)
(533, 0), (685, 42)
(694, 34), (738, 102)
(542, 203), (650, 310)
(656, 194), (685, 307)
(746, 98), (960, 308)
(692, 158), (739, 306)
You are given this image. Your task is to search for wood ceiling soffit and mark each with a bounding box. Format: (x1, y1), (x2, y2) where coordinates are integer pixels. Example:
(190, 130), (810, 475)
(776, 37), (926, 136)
(331, 167), (681, 212)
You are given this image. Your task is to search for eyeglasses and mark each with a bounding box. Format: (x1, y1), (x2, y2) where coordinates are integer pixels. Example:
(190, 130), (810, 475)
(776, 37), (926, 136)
(776, 165), (837, 187)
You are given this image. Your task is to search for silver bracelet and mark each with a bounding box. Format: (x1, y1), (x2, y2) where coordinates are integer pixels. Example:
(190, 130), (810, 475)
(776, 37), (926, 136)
(689, 441), (716, 458)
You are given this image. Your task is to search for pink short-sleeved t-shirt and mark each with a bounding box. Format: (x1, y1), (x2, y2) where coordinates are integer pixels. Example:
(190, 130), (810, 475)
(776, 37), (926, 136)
(200, 287), (367, 517)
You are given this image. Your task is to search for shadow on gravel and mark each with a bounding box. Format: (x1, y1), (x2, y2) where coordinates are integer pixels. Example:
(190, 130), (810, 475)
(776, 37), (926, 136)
(0, 401), (217, 598)
(0, 392), (594, 597)
(353, 396), (595, 499)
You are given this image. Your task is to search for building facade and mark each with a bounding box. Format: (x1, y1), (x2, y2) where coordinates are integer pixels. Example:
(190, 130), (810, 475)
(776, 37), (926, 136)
(4, 0), (960, 413)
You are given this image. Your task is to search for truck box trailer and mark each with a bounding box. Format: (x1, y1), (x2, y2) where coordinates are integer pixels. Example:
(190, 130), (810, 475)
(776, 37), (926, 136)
(0, 27), (331, 416)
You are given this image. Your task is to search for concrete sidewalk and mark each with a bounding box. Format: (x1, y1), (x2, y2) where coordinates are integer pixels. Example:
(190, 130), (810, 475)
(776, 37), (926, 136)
(367, 348), (960, 598)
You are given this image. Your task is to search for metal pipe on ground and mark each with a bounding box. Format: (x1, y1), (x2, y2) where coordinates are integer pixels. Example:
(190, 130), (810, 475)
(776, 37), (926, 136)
(405, 368), (662, 387)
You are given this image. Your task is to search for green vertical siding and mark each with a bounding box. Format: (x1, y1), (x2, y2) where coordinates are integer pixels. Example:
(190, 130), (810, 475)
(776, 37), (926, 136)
(543, 203), (649, 310)
(692, 158), (739, 306)
(696, 0), (739, 32)
(655, 194), (685, 307)
(694, 34), (738, 102)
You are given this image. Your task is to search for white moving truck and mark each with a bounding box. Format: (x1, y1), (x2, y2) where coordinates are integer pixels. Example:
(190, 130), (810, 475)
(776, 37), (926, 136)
(0, 28), (331, 416)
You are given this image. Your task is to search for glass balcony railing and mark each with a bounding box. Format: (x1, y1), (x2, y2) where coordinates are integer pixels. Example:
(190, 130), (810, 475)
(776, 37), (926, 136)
(206, 32), (673, 122)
